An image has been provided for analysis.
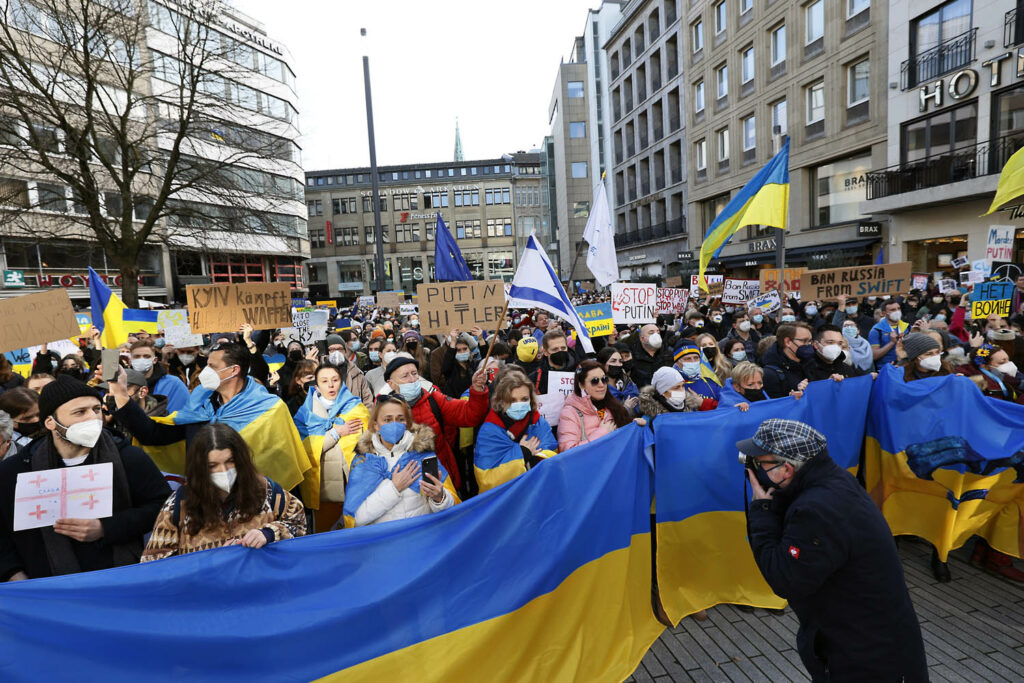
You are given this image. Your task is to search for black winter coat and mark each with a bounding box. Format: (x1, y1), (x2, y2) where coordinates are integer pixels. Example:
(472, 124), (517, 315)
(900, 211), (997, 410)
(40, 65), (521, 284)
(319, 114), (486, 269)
(804, 352), (868, 383)
(747, 453), (927, 682)
(761, 344), (813, 398)
(629, 341), (673, 389)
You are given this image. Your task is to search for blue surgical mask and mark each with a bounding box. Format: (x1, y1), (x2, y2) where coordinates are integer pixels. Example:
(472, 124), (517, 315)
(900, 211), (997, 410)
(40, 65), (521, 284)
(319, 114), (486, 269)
(379, 421), (407, 444)
(369, 350), (380, 362)
(680, 361), (700, 378)
(805, 306), (818, 316)
(752, 314), (763, 324)
(845, 306), (858, 315)
(781, 314), (796, 323)
(506, 401), (531, 421)
(730, 350), (747, 362)
(456, 351), (471, 362)
(154, 338), (166, 348)
(842, 326), (858, 340)
(350, 340), (362, 352)
(934, 314), (946, 323)
(399, 381), (422, 402)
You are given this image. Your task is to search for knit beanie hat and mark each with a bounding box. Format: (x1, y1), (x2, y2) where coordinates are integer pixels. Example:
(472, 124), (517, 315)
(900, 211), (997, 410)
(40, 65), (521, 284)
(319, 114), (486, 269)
(673, 340), (701, 362)
(901, 332), (940, 362)
(517, 337), (539, 363)
(39, 375), (100, 422)
(652, 367), (685, 394)
(325, 334), (345, 347)
(384, 355), (418, 382)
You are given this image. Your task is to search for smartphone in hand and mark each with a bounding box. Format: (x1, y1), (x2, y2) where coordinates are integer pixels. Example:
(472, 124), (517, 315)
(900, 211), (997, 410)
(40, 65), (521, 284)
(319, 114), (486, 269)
(420, 455), (439, 483)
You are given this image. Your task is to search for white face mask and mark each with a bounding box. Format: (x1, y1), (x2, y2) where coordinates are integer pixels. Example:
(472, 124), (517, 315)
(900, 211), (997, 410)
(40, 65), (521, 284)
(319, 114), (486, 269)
(997, 361), (1018, 377)
(198, 365), (230, 391)
(210, 467), (237, 493)
(947, 346), (965, 357)
(738, 321), (751, 332)
(328, 350), (345, 366)
(58, 418), (103, 449)
(131, 357), (154, 373)
(918, 355), (942, 372)
(646, 333), (663, 350)
(888, 310), (902, 322)
(667, 390), (687, 408)
(819, 343), (843, 362)
(382, 351), (397, 365)
(178, 353), (196, 366)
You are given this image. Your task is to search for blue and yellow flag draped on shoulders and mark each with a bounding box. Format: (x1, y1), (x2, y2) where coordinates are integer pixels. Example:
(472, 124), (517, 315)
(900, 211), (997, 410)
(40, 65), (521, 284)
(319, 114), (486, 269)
(293, 384), (369, 510)
(698, 138), (790, 290)
(141, 377), (311, 491)
(0, 424), (663, 682)
(864, 365), (1024, 561)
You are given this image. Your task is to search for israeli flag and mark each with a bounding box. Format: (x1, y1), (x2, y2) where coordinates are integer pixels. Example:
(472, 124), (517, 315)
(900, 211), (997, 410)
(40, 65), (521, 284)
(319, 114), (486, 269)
(510, 233), (594, 354)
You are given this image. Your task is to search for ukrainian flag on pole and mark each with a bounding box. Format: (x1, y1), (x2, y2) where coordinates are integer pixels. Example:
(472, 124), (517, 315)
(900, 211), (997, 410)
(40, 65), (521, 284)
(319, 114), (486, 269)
(88, 266), (127, 348)
(982, 144), (1024, 215)
(699, 139), (790, 290)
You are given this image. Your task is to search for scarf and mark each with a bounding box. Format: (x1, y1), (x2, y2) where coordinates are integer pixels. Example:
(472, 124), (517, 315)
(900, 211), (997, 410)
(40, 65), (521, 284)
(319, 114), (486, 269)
(343, 430), (450, 520)
(845, 334), (874, 372)
(31, 431), (140, 576)
(293, 384), (362, 440)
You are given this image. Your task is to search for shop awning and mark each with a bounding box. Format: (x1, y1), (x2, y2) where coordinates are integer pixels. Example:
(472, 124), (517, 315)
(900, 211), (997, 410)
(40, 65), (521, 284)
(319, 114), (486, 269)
(717, 252), (778, 267)
(784, 238), (878, 257)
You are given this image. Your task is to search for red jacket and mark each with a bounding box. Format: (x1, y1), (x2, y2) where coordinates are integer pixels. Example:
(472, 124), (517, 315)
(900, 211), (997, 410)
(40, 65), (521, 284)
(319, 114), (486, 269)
(410, 384), (490, 488)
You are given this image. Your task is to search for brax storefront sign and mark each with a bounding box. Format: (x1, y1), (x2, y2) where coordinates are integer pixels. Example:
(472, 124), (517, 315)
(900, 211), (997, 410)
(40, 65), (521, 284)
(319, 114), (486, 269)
(858, 223), (881, 236)
(748, 239), (777, 253)
(918, 49), (1024, 112)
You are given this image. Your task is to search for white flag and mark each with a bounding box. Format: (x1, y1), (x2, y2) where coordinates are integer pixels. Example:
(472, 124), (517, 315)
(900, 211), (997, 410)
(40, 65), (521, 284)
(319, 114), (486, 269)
(582, 182), (619, 287)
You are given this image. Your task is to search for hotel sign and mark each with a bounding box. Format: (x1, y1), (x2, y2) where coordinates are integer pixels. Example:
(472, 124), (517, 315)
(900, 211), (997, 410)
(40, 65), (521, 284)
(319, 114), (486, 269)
(918, 50), (1024, 112)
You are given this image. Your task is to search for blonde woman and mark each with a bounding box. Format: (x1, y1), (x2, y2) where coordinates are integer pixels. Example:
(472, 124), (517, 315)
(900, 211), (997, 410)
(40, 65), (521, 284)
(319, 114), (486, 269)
(696, 333), (731, 384)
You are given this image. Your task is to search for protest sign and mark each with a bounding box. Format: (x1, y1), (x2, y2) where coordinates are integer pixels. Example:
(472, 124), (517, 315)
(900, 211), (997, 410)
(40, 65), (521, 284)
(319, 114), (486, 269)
(911, 273), (929, 292)
(748, 290), (782, 315)
(399, 303), (419, 316)
(665, 276), (683, 288)
(186, 283), (291, 334)
(357, 295), (375, 307)
(758, 268), (803, 299)
(802, 262), (913, 300)
(960, 270), (984, 286)
(972, 260), (990, 279)
(75, 313), (92, 336)
(536, 371), (575, 427)
(579, 282), (594, 292)
(971, 280), (1014, 318)
(14, 463), (113, 531)
(938, 278), (959, 293)
(282, 309), (329, 345)
(315, 300), (337, 309)
(722, 279), (760, 304)
(158, 309), (203, 348)
(689, 274), (724, 295)
(377, 291), (405, 309)
(951, 256), (970, 269)
(575, 303), (614, 337)
(985, 226), (1015, 263)
(656, 288), (689, 314)
(0, 290), (80, 355)
(611, 283), (656, 324)
(416, 281), (505, 335)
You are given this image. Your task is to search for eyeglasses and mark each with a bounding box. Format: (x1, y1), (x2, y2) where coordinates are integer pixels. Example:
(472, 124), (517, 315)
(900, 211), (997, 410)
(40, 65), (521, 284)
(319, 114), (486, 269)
(758, 460), (785, 472)
(588, 376), (609, 386)
(793, 337), (813, 346)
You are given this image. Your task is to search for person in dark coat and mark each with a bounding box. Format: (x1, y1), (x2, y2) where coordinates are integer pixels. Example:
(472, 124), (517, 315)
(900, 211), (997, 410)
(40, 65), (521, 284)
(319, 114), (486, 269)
(0, 376), (170, 580)
(761, 323), (814, 398)
(804, 325), (869, 383)
(740, 419), (928, 682)
(629, 324), (672, 389)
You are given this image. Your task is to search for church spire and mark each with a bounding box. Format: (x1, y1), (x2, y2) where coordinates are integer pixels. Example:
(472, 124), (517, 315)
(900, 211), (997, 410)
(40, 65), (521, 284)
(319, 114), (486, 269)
(453, 117), (464, 162)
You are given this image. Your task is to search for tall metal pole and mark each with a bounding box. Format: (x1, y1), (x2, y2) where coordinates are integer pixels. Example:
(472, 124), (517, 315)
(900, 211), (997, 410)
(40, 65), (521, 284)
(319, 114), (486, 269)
(362, 28), (387, 291)
(773, 129), (788, 314)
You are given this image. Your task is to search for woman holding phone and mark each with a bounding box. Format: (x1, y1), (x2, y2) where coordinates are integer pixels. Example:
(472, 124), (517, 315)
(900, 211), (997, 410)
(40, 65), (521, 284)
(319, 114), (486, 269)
(342, 394), (458, 527)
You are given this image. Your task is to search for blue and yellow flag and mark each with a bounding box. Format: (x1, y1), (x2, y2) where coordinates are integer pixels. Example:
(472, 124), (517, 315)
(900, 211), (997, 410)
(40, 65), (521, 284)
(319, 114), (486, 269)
(122, 308), (159, 335)
(652, 374), (873, 622)
(864, 365), (1024, 561)
(474, 412), (558, 493)
(293, 385), (368, 510)
(0, 424), (663, 681)
(141, 377), (312, 491)
(699, 139), (789, 290)
(87, 266), (127, 348)
(263, 353), (286, 373)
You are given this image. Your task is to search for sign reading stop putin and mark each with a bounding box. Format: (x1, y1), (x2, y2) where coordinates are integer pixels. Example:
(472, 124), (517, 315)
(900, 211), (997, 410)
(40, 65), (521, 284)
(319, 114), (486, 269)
(611, 283), (656, 324)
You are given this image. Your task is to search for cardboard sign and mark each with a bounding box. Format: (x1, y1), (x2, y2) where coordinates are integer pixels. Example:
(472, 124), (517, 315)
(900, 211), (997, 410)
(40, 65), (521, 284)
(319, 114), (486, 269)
(579, 282), (594, 292)
(357, 295), (375, 307)
(748, 290), (782, 315)
(611, 283), (656, 324)
(665, 276), (683, 288)
(690, 274), (723, 296)
(971, 280), (1014, 318)
(911, 273), (929, 292)
(985, 226), (1015, 263)
(802, 262), (913, 300)
(0, 290), (80, 355)
(416, 281), (505, 335)
(536, 371), (575, 427)
(376, 291), (405, 309)
(656, 288), (690, 314)
(722, 279), (760, 304)
(399, 304), (419, 316)
(158, 309), (203, 348)
(14, 463), (113, 531)
(575, 304), (614, 337)
(758, 268), (803, 299)
(937, 278), (959, 293)
(186, 283), (291, 334)
(951, 256), (970, 269)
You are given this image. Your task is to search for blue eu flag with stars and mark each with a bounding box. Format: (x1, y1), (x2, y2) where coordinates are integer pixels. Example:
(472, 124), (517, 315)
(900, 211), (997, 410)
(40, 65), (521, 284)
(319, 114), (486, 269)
(433, 213), (473, 281)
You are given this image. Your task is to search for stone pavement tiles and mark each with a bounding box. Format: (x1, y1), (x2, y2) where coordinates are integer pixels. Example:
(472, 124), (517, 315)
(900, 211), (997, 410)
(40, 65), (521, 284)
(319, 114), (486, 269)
(629, 539), (1024, 682)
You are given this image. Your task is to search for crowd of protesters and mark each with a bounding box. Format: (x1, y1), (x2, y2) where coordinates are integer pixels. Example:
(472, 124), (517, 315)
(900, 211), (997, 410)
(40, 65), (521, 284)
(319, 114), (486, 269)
(0, 272), (1022, 587)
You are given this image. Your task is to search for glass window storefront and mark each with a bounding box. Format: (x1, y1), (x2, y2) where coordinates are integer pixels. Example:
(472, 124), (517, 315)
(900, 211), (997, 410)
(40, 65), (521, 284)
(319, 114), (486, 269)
(905, 235), (967, 275)
(901, 101), (977, 164)
(813, 154), (871, 225)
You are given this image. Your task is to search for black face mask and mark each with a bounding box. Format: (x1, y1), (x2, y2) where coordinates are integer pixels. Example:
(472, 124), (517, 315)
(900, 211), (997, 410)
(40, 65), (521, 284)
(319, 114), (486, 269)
(288, 349), (303, 362)
(16, 420), (41, 437)
(703, 346), (718, 360)
(752, 463), (781, 491)
(623, 360), (634, 372)
(742, 388), (766, 402)
(606, 365), (624, 378)
(302, 380), (315, 392)
(550, 350), (570, 367)
(406, 342), (417, 351)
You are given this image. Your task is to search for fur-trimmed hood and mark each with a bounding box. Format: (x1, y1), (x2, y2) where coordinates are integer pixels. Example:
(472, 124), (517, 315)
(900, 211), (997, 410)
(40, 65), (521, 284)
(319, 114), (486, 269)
(356, 421), (436, 454)
(638, 385), (679, 417)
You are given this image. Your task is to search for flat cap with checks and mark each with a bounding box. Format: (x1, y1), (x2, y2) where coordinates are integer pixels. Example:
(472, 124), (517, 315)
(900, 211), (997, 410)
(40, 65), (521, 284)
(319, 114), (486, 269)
(736, 418), (827, 464)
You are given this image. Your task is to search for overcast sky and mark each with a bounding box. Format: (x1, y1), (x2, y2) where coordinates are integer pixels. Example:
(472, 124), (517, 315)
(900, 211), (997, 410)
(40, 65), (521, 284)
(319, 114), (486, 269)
(232, 0), (602, 172)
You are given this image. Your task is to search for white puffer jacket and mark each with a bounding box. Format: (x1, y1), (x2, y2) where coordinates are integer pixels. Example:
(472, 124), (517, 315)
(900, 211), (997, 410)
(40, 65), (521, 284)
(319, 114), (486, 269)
(352, 424), (454, 526)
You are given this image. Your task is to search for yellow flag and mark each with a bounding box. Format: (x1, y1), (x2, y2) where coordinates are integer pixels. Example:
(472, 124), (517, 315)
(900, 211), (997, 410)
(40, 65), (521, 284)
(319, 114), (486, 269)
(983, 145), (1024, 215)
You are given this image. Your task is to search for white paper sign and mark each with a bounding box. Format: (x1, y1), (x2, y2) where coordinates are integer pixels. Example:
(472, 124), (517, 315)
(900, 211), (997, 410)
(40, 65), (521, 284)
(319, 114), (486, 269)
(951, 256), (969, 269)
(937, 278), (959, 293)
(690, 274), (723, 294)
(357, 295), (375, 307)
(985, 225), (1015, 263)
(536, 371), (574, 427)
(748, 290), (782, 315)
(611, 283), (656, 324)
(14, 463), (113, 531)
(722, 279), (760, 304)
(159, 309), (203, 347)
(283, 309), (329, 345)
(292, 309), (329, 328)
(399, 304), (419, 316)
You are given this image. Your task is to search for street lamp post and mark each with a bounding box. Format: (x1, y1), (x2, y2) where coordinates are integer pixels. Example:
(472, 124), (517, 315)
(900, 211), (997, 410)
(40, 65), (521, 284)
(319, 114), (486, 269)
(362, 28), (387, 292)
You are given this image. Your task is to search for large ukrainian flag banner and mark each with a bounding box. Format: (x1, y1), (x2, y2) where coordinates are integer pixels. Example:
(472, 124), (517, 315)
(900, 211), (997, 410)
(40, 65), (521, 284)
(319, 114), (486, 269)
(652, 374), (873, 623)
(864, 364), (1024, 561)
(0, 424), (664, 682)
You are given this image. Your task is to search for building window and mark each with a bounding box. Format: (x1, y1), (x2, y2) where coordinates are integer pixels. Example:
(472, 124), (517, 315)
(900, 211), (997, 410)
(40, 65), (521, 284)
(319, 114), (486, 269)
(701, 193), (731, 237)
(714, 1), (727, 34)
(740, 0), (753, 14)
(694, 80), (705, 112)
(454, 190), (479, 206)
(569, 121), (586, 138)
(847, 59), (870, 106)
(771, 24), (786, 65)
(37, 183), (67, 212)
(742, 115), (756, 150)
(805, 0), (824, 44)
(716, 63), (728, 99)
(486, 218), (513, 237)
(806, 81), (825, 123)
(307, 201), (316, 217)
(772, 98), (788, 135)
(717, 127), (730, 161)
(813, 154), (871, 225)
(741, 46), (754, 83)
(456, 220), (481, 239)
(571, 161), (588, 178)
(994, 84), (1024, 143)
(910, 0), (973, 85)
(901, 102), (977, 164)
(573, 201), (590, 218)
(332, 198), (341, 215)
(847, 0), (869, 18)
(692, 20), (704, 52)
(695, 139), (707, 170)
(568, 81), (585, 98)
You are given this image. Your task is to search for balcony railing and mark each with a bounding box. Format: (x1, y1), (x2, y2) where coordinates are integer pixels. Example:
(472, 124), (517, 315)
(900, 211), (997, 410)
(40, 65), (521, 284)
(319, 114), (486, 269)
(865, 133), (1024, 201)
(618, 217), (686, 245)
(1006, 9), (1023, 47)
(901, 28), (977, 90)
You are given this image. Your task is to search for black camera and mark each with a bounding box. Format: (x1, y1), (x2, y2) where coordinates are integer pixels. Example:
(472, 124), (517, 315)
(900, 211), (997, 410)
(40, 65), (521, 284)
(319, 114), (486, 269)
(738, 451), (758, 472)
